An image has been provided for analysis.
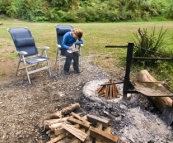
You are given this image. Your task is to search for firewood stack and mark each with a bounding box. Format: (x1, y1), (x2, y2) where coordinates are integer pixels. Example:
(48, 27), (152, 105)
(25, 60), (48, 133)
(39, 103), (119, 143)
(97, 79), (121, 99)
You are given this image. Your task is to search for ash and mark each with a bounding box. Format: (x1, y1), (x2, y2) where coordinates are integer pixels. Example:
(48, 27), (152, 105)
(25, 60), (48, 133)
(0, 55), (172, 143)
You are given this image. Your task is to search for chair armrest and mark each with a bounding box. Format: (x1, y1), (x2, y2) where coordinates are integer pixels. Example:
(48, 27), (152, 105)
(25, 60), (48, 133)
(57, 44), (61, 48)
(17, 51), (27, 55)
(38, 46), (50, 50)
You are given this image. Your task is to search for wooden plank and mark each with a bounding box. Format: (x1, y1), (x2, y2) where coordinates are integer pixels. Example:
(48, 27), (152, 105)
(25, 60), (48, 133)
(67, 116), (90, 129)
(97, 86), (104, 93)
(112, 84), (116, 98)
(98, 86), (106, 96)
(47, 134), (66, 143)
(54, 128), (66, 136)
(71, 112), (91, 125)
(84, 127), (92, 143)
(115, 84), (121, 98)
(62, 123), (87, 142)
(90, 127), (118, 143)
(110, 79), (114, 99)
(54, 123), (80, 136)
(71, 128), (86, 143)
(87, 114), (110, 127)
(96, 123), (103, 143)
(105, 85), (110, 99)
(97, 123), (103, 130)
(109, 84), (113, 99)
(104, 126), (111, 134)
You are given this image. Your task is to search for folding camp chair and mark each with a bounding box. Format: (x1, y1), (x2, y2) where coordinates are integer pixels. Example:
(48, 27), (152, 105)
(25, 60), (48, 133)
(8, 27), (51, 84)
(55, 24), (83, 74)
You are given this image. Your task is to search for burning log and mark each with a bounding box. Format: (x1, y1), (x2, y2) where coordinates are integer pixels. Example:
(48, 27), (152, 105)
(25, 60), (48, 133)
(97, 79), (121, 99)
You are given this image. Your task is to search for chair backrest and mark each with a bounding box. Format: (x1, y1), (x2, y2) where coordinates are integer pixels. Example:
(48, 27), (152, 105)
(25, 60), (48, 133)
(55, 24), (74, 46)
(8, 27), (38, 57)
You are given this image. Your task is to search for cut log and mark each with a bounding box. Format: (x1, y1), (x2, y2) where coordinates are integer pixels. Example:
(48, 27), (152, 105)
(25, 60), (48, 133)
(71, 112), (91, 125)
(87, 114), (110, 127)
(54, 128), (66, 136)
(67, 116), (90, 129)
(97, 79), (121, 99)
(62, 123), (87, 142)
(71, 128), (86, 143)
(54, 124), (80, 136)
(97, 86), (104, 93)
(112, 84), (117, 98)
(90, 127), (118, 143)
(105, 85), (110, 99)
(137, 70), (158, 82)
(137, 70), (173, 112)
(98, 86), (106, 96)
(44, 117), (67, 126)
(49, 122), (64, 131)
(46, 103), (80, 119)
(61, 103), (80, 115)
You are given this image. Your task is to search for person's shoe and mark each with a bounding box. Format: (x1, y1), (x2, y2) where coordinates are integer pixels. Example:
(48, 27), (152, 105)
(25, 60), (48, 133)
(74, 70), (81, 74)
(64, 71), (70, 75)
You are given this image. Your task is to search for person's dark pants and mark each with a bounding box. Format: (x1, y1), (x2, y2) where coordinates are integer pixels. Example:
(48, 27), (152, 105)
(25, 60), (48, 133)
(61, 49), (79, 72)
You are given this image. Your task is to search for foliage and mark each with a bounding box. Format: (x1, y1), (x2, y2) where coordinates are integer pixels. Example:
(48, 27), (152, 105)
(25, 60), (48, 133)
(166, 1), (173, 19)
(0, 0), (172, 22)
(133, 26), (171, 66)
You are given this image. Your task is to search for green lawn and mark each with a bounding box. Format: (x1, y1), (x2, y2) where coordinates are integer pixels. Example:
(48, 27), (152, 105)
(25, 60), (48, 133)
(1, 19), (173, 90)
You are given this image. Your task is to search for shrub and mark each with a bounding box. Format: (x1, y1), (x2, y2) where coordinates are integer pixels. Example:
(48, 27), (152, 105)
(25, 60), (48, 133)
(133, 26), (169, 66)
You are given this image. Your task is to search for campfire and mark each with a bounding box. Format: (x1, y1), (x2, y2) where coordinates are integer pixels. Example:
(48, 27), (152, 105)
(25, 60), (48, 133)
(41, 103), (119, 143)
(97, 79), (121, 99)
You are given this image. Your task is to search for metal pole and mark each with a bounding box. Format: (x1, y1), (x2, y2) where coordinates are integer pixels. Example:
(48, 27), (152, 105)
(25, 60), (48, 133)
(123, 42), (134, 100)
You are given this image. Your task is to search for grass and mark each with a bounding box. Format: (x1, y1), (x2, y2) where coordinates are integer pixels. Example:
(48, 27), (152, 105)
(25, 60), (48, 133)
(1, 18), (173, 90)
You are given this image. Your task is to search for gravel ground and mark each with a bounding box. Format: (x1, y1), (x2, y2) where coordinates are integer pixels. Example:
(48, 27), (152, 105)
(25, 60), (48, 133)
(0, 56), (172, 143)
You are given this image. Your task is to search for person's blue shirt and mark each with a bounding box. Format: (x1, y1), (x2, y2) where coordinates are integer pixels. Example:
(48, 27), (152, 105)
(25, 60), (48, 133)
(61, 32), (83, 50)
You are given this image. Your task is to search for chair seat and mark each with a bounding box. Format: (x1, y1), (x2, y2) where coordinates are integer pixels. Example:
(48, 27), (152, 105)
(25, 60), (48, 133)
(26, 56), (49, 64)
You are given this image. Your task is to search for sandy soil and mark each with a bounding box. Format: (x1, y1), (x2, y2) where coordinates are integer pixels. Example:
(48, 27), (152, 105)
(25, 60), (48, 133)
(0, 56), (172, 143)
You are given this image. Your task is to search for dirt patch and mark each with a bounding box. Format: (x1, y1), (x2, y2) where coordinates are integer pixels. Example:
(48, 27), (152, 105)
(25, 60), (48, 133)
(0, 56), (173, 143)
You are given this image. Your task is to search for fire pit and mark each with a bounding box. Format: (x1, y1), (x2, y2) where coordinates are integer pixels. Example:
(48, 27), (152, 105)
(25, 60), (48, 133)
(83, 79), (125, 104)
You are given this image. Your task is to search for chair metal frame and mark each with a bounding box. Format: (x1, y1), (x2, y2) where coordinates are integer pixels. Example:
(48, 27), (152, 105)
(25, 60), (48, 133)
(8, 27), (51, 84)
(55, 24), (83, 74)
